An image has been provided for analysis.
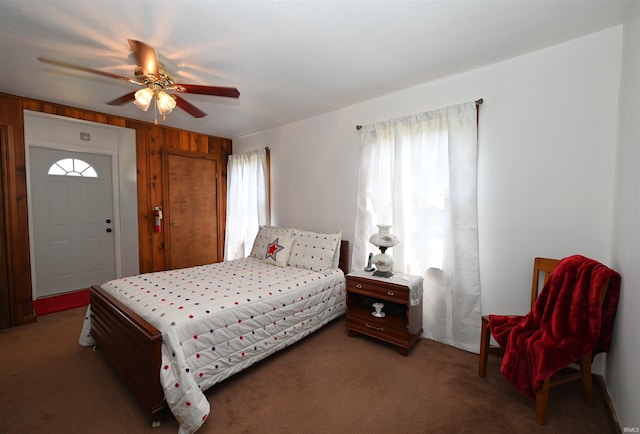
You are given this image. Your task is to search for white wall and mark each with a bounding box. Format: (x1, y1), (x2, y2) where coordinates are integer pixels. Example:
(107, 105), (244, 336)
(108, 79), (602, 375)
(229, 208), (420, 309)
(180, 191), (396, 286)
(235, 26), (622, 312)
(234, 24), (635, 424)
(609, 2), (640, 430)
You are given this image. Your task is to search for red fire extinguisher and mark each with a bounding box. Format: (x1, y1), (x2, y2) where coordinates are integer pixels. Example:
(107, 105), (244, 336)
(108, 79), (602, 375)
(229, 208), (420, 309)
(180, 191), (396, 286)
(153, 207), (162, 233)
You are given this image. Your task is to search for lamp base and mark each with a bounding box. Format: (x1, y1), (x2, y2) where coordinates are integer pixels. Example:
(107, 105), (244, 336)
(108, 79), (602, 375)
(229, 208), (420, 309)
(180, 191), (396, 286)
(373, 270), (394, 278)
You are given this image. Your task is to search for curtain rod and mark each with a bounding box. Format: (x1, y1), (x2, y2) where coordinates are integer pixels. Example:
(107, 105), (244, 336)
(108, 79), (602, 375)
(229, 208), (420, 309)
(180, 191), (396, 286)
(355, 98), (484, 131)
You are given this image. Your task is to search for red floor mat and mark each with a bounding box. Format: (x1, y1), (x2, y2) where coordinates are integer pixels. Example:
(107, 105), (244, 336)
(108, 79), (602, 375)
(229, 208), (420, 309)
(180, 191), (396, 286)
(33, 289), (90, 316)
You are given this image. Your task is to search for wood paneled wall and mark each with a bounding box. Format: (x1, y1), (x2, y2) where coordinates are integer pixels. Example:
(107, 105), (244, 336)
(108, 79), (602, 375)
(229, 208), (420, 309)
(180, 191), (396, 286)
(0, 92), (231, 326)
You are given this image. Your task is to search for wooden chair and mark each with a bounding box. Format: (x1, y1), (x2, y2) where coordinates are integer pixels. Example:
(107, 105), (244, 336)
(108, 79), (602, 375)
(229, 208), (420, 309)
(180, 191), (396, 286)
(478, 257), (611, 424)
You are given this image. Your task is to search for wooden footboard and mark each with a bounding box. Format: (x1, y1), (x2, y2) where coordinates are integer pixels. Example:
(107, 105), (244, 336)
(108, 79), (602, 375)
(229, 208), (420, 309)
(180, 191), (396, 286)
(90, 284), (165, 417)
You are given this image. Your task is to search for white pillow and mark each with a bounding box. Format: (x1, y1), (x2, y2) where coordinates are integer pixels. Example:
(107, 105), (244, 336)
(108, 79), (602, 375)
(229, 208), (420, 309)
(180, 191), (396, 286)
(249, 226), (293, 259)
(332, 237), (343, 269)
(289, 230), (341, 271)
(262, 235), (294, 267)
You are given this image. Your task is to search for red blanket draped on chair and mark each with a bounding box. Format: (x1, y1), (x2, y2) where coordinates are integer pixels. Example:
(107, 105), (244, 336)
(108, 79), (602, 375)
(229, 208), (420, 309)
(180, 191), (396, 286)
(488, 255), (621, 399)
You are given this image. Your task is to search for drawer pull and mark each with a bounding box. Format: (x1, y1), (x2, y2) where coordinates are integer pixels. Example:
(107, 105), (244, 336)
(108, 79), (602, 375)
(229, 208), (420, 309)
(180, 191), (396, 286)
(356, 284), (363, 289)
(387, 290), (395, 296)
(365, 323), (384, 332)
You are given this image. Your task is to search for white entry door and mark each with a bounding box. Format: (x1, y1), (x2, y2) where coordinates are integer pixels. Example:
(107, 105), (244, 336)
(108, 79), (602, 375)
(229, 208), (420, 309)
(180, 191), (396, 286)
(29, 147), (116, 298)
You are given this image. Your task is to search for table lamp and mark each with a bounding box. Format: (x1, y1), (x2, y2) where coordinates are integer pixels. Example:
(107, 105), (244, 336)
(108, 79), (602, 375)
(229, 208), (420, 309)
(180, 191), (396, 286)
(369, 224), (399, 277)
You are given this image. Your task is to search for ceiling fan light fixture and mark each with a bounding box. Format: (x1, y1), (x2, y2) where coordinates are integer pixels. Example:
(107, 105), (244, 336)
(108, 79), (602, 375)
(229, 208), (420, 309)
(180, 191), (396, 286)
(39, 40), (239, 121)
(157, 90), (176, 115)
(134, 87), (154, 111)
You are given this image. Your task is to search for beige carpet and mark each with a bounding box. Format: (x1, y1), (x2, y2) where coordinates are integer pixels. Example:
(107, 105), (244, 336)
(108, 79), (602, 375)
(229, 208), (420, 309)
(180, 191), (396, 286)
(0, 307), (616, 433)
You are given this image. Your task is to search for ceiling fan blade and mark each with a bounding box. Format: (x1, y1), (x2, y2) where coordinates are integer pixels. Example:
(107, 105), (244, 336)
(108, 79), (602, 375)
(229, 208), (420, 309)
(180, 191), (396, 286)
(174, 84), (240, 98)
(127, 39), (159, 78)
(38, 57), (138, 84)
(174, 94), (207, 118)
(106, 91), (137, 106)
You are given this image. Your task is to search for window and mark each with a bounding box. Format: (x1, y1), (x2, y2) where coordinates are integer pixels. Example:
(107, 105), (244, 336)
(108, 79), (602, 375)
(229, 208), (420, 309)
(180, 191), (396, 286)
(47, 158), (97, 177)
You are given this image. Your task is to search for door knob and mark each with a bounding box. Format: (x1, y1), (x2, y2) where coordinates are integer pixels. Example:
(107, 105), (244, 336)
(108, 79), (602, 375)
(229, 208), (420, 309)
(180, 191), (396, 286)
(106, 228), (112, 233)
(172, 221), (178, 226)
(105, 219), (112, 224)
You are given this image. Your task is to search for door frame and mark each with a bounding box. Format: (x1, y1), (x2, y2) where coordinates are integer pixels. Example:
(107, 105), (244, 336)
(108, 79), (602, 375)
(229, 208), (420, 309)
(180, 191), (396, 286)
(0, 126), (12, 327)
(24, 111), (139, 300)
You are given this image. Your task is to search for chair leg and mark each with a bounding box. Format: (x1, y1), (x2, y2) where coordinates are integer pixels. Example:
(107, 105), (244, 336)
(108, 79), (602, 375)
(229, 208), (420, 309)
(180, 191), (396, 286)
(536, 378), (550, 424)
(478, 316), (490, 378)
(581, 353), (594, 406)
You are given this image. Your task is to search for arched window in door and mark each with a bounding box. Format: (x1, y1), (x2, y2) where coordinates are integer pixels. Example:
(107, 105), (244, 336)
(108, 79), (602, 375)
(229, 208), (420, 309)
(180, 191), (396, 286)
(47, 158), (98, 177)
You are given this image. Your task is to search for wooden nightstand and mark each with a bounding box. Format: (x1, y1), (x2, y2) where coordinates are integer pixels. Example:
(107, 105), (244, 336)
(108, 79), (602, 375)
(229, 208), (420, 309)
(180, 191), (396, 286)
(345, 271), (423, 356)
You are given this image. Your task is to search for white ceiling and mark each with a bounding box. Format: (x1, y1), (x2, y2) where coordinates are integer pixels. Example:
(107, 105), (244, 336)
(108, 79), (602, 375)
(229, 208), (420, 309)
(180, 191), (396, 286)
(0, 0), (632, 139)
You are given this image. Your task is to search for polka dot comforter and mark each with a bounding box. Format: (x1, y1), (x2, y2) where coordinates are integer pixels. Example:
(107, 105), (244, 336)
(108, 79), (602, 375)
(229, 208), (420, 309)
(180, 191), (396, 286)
(80, 257), (346, 434)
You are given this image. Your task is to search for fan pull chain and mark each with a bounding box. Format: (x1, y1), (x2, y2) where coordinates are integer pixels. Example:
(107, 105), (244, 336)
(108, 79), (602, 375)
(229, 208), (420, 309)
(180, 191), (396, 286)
(154, 95), (158, 125)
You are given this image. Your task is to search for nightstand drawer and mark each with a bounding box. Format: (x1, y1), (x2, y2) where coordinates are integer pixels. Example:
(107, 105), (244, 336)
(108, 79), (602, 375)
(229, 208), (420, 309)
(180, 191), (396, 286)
(346, 314), (413, 347)
(346, 276), (409, 303)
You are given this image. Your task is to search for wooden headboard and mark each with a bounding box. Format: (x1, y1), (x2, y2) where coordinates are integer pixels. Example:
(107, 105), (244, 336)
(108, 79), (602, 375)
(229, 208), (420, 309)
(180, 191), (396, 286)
(339, 240), (350, 274)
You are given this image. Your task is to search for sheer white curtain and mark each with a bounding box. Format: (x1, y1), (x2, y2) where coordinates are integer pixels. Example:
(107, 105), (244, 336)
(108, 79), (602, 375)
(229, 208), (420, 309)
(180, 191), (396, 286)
(353, 101), (481, 353)
(224, 148), (269, 260)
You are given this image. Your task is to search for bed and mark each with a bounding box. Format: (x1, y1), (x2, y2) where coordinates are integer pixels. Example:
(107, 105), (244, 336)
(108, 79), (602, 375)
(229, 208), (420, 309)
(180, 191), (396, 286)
(79, 227), (349, 434)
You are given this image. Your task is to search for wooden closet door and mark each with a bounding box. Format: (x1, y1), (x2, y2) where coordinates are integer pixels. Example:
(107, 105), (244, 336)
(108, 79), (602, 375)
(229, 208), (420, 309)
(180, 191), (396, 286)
(164, 151), (219, 270)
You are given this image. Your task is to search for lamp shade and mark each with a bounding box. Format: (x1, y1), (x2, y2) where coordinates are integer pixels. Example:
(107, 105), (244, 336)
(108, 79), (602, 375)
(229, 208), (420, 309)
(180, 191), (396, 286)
(369, 224), (399, 248)
(156, 91), (176, 115)
(134, 88), (154, 111)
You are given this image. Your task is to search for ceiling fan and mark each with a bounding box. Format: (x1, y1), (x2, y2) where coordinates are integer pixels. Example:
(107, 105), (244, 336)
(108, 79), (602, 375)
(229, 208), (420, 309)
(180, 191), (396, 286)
(38, 39), (240, 121)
